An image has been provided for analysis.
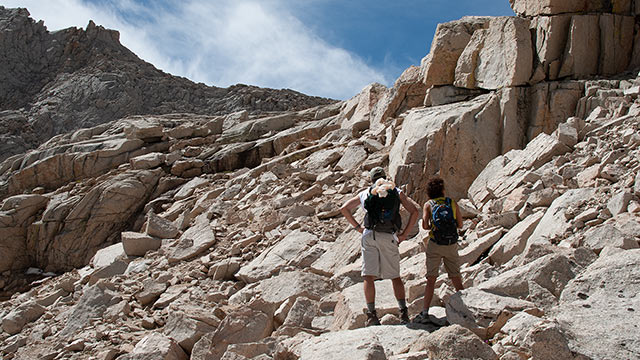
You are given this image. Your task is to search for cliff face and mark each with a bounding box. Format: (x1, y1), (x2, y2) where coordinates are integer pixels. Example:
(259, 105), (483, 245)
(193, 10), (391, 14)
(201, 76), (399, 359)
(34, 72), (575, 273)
(0, 7), (336, 162)
(0, 2), (639, 360)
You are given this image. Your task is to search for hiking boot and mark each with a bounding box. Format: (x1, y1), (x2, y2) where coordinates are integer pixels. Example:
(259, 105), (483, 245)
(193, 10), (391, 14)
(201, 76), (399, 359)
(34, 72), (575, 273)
(412, 309), (432, 325)
(400, 307), (410, 324)
(364, 309), (381, 327)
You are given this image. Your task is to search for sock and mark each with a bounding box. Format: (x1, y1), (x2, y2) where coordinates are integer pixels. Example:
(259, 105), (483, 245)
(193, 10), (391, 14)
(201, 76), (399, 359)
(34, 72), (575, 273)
(367, 302), (376, 313)
(397, 299), (407, 310)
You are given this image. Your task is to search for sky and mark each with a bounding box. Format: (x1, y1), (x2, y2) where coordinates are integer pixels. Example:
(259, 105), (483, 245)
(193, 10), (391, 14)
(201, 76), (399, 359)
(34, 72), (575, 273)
(2, 0), (514, 100)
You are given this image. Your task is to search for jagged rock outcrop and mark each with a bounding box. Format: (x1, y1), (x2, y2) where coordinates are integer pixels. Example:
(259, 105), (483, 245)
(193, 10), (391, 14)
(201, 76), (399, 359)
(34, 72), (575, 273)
(0, 6), (335, 162)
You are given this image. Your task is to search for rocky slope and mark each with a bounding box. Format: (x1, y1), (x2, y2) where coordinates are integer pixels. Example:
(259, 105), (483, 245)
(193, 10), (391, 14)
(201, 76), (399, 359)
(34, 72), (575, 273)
(0, 7), (335, 163)
(1, 0), (640, 359)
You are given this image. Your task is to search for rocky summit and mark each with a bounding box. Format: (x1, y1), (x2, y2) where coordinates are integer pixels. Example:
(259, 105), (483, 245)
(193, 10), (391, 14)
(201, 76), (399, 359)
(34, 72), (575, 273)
(1, 1), (640, 360)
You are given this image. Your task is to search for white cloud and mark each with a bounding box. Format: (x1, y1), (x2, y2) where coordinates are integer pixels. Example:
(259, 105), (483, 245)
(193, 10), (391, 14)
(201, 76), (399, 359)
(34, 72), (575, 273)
(3, 0), (390, 99)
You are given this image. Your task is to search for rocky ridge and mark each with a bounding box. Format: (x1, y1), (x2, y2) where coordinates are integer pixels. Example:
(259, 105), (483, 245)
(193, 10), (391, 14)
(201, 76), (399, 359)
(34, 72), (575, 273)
(1, 0), (640, 359)
(0, 6), (335, 163)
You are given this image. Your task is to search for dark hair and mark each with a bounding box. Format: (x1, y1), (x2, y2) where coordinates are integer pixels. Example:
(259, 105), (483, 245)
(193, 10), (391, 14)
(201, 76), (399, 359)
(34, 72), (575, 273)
(427, 177), (445, 199)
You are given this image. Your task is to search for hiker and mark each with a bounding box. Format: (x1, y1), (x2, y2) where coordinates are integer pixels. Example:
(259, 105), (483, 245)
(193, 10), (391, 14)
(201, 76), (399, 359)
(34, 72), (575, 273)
(340, 167), (419, 326)
(413, 177), (464, 324)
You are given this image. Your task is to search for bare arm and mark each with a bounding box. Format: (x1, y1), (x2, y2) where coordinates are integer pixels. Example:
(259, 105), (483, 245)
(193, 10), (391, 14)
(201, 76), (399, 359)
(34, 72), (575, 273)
(397, 192), (419, 243)
(340, 195), (364, 233)
(422, 202), (431, 230)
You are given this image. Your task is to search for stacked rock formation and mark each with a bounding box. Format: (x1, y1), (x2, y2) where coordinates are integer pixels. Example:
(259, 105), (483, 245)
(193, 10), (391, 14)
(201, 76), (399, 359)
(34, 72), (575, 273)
(1, 1), (640, 359)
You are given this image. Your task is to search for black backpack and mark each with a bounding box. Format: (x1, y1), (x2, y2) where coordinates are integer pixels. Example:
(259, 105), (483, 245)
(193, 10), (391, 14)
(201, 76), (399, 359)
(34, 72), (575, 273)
(430, 197), (458, 245)
(363, 187), (402, 233)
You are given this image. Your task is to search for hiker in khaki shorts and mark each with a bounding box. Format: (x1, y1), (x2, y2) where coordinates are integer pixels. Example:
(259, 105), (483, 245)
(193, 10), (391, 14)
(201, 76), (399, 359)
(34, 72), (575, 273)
(413, 177), (464, 324)
(340, 167), (419, 326)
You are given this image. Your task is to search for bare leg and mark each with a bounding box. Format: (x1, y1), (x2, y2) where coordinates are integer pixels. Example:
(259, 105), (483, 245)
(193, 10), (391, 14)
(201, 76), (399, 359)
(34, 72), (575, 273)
(450, 276), (464, 292)
(391, 277), (406, 301)
(423, 276), (437, 310)
(364, 275), (376, 304)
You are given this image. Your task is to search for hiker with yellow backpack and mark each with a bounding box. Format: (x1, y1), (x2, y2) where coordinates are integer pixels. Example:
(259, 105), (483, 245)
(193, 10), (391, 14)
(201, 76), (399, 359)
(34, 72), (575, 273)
(413, 177), (464, 324)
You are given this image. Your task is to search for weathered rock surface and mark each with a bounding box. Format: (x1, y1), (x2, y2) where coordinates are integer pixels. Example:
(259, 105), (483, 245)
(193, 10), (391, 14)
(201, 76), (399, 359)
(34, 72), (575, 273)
(553, 249), (640, 359)
(1, 2), (640, 360)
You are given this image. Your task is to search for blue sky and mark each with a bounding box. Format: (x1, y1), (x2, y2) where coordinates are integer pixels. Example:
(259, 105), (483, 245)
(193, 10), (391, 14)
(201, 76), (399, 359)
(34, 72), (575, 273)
(3, 0), (514, 99)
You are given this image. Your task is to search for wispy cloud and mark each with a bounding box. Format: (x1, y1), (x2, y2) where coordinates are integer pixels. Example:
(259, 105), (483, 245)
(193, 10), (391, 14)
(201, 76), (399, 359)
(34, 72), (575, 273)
(3, 0), (389, 99)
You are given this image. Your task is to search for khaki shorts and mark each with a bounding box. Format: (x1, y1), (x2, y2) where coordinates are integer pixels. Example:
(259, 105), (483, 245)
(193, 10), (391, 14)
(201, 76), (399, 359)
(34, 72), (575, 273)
(425, 239), (461, 278)
(361, 230), (400, 279)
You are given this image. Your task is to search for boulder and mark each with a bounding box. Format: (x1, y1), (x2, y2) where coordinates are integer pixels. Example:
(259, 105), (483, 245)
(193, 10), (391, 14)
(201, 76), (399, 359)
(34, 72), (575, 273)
(130, 152), (165, 170)
(166, 213), (216, 264)
(390, 94), (501, 203)
(598, 14), (635, 76)
(423, 17), (491, 87)
(331, 281), (407, 330)
(458, 227), (503, 266)
(526, 188), (596, 250)
(123, 333), (188, 360)
(229, 270), (334, 309)
(478, 254), (575, 303)
(236, 230), (318, 283)
(145, 211), (179, 239)
(415, 324), (498, 360)
(135, 278), (168, 306)
(559, 15), (600, 78)
(293, 325), (426, 360)
(1, 301), (46, 335)
(0, 194), (49, 272)
(338, 83), (387, 133)
(122, 232), (162, 256)
(472, 17), (532, 90)
(369, 66), (427, 132)
(60, 284), (116, 338)
(607, 190), (633, 216)
(446, 287), (541, 339)
(163, 312), (217, 354)
(190, 307), (273, 360)
(32, 169), (162, 272)
(334, 146), (368, 172)
(208, 257), (242, 280)
(553, 249), (640, 359)
(310, 231), (361, 277)
(580, 224), (638, 254)
(488, 211), (545, 266)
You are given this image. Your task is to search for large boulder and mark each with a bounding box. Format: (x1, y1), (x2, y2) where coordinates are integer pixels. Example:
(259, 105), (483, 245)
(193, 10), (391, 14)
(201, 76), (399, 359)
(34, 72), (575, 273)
(558, 15), (600, 78)
(422, 17), (491, 87)
(166, 213), (216, 264)
(446, 287), (541, 339)
(31, 169), (162, 272)
(310, 231), (361, 277)
(552, 249), (640, 359)
(291, 325), (427, 359)
(229, 270), (334, 309)
(123, 333), (188, 360)
(414, 324), (499, 360)
(390, 94), (502, 203)
(1, 301), (46, 335)
(458, 17), (533, 90)
(0, 194), (49, 272)
(191, 307), (273, 360)
(478, 254), (575, 308)
(488, 211), (545, 266)
(331, 281), (406, 330)
(369, 66), (427, 133)
(236, 230), (318, 283)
